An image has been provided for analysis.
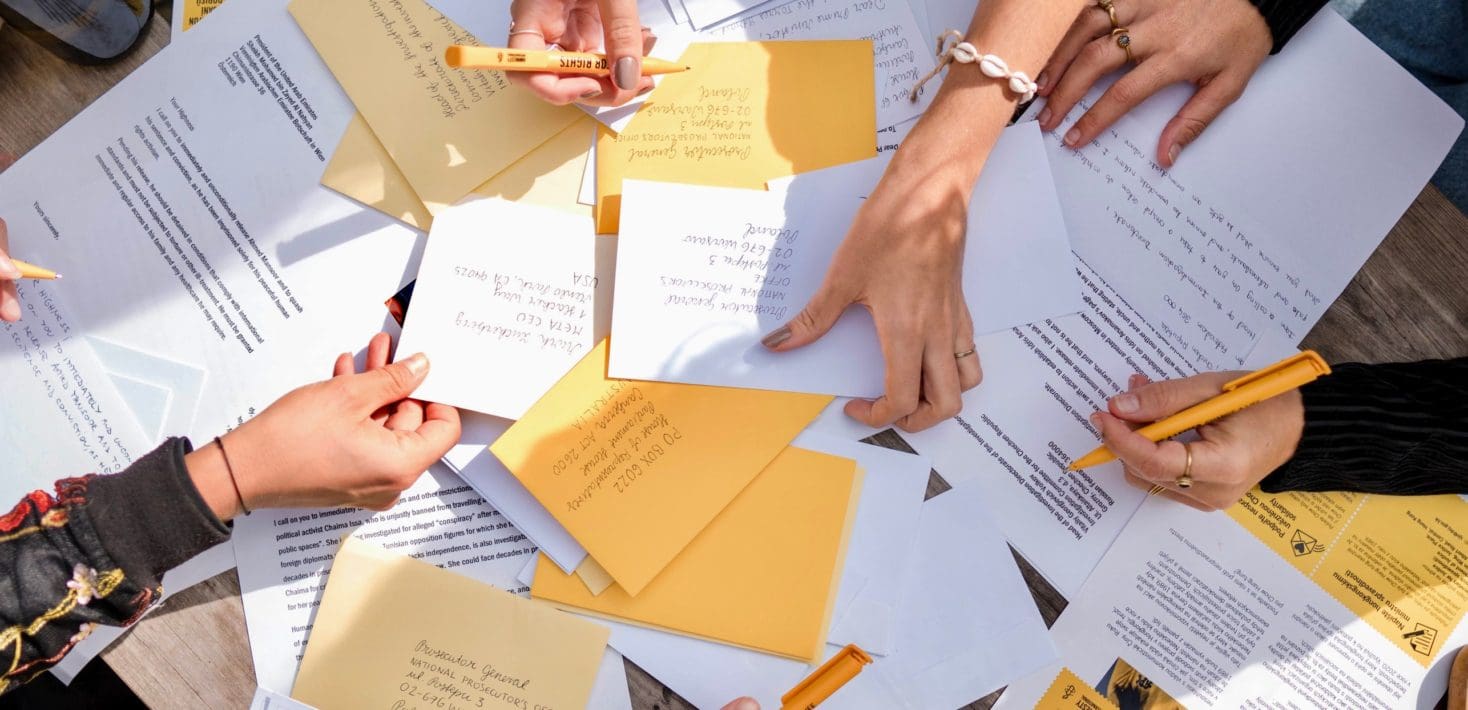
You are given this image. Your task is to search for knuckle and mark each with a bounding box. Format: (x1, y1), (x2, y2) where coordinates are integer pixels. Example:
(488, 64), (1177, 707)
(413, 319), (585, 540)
(1080, 38), (1111, 65)
(1109, 79), (1141, 107)
(604, 17), (642, 49)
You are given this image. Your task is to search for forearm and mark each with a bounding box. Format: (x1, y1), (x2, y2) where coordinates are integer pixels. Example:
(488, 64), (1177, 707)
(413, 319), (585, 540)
(894, 0), (1087, 190)
(1262, 358), (1468, 495)
(1247, 0), (1328, 53)
(0, 439), (231, 692)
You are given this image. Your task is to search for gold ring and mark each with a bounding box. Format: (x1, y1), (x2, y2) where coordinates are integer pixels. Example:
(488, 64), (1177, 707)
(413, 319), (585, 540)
(508, 28), (546, 39)
(954, 348), (976, 359)
(1112, 28), (1135, 63)
(1148, 484), (1166, 496)
(1096, 0), (1120, 30)
(1175, 442), (1193, 489)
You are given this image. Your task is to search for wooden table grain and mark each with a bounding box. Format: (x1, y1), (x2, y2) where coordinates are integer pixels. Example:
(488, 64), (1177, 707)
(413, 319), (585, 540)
(3, 13), (1466, 710)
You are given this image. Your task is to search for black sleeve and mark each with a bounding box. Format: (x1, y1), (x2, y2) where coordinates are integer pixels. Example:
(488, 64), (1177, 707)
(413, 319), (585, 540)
(1247, 0), (1329, 54)
(1261, 358), (1468, 495)
(0, 438), (231, 693)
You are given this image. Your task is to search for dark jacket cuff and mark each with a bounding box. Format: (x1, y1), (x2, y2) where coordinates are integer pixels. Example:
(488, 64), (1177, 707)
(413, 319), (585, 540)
(87, 438), (232, 584)
(1247, 0), (1328, 54)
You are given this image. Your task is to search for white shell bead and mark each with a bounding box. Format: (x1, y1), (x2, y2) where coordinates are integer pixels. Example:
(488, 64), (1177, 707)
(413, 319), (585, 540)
(978, 54), (1008, 77)
(951, 42), (978, 63)
(1009, 72), (1033, 95)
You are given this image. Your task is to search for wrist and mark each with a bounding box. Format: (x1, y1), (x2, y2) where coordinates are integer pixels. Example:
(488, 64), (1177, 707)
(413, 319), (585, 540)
(184, 440), (245, 521)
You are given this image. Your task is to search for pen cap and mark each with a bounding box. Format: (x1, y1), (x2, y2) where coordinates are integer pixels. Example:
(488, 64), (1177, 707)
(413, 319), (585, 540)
(781, 644), (872, 710)
(1221, 351), (1330, 392)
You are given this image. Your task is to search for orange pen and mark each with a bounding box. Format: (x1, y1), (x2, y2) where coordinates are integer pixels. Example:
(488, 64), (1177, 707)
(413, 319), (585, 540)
(8, 259), (62, 280)
(780, 645), (872, 710)
(1068, 351), (1331, 471)
(444, 46), (690, 77)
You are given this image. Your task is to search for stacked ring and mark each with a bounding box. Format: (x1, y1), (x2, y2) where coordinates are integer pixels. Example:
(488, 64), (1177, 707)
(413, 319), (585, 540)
(1095, 0), (1135, 63)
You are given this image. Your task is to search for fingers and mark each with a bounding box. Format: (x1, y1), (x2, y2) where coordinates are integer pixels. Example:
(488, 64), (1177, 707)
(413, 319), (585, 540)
(597, 0), (644, 103)
(366, 331), (392, 370)
(386, 398), (425, 431)
(1122, 469), (1212, 511)
(1102, 412), (1241, 511)
(720, 698), (761, 710)
(409, 401), (463, 460)
(844, 318), (923, 428)
(895, 340), (964, 432)
(1107, 371), (1236, 422)
(0, 218), (18, 323)
(1040, 32), (1132, 137)
(350, 352), (430, 412)
(761, 281), (852, 352)
(954, 305), (981, 391)
(1156, 71), (1249, 168)
(1094, 410), (1188, 480)
(1061, 59), (1179, 148)
(1038, 8), (1114, 100)
(505, 2), (606, 105)
(332, 352), (354, 378)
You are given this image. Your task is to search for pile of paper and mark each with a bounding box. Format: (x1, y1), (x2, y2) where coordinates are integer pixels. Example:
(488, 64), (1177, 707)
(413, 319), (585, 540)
(2, 0), (1464, 705)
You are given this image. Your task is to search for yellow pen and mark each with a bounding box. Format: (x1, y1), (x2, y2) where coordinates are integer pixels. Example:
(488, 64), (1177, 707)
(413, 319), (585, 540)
(444, 46), (690, 77)
(1068, 351), (1331, 471)
(780, 645), (872, 710)
(9, 259), (63, 280)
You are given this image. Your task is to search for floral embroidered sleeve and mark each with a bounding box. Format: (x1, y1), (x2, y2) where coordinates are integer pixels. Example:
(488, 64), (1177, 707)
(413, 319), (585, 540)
(0, 438), (230, 693)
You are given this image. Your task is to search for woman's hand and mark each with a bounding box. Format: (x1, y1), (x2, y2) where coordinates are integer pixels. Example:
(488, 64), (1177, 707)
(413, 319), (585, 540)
(506, 0), (655, 107)
(1092, 372), (1305, 511)
(761, 155), (982, 433)
(1035, 0), (1272, 168)
(1, 218), (22, 322)
(187, 333), (461, 519)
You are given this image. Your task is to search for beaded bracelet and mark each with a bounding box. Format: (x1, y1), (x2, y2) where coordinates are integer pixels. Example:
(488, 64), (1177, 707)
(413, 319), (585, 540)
(910, 30), (1038, 104)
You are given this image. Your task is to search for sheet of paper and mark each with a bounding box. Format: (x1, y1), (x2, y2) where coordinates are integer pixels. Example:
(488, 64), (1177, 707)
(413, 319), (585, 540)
(610, 123), (1079, 397)
(395, 199), (612, 418)
(594, 40), (876, 233)
(235, 466), (538, 692)
(913, 0), (974, 53)
(892, 9), (1465, 597)
(602, 484), (1057, 708)
(579, 131), (597, 206)
(575, 557), (617, 595)
(1029, 10), (1462, 372)
(0, 0), (424, 607)
(697, 0), (936, 127)
(533, 446), (860, 661)
(790, 431), (929, 655)
(490, 339), (831, 595)
(320, 113), (434, 230)
(289, 0), (582, 213)
(444, 413), (591, 573)
(679, 0), (777, 28)
(89, 336), (209, 438)
(993, 495), (1468, 710)
(291, 537), (608, 710)
(250, 687), (318, 710)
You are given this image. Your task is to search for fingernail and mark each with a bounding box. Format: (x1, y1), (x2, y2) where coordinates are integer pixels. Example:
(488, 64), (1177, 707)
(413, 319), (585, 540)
(613, 56), (639, 91)
(405, 352), (429, 376)
(0, 263), (19, 279)
(637, 84), (654, 96)
(1089, 413), (1101, 428)
(733, 699), (760, 710)
(1168, 143), (1182, 165)
(760, 325), (791, 349)
(1035, 70), (1049, 92)
(1113, 393), (1139, 414)
(1064, 127), (1081, 147)
(580, 89), (603, 100)
(1037, 107), (1052, 127)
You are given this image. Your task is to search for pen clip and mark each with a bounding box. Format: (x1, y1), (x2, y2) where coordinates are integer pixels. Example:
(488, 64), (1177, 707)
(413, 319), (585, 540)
(1221, 350), (1330, 392)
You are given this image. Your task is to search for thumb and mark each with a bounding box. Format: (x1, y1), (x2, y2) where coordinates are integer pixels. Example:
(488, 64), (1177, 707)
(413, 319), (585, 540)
(760, 284), (850, 352)
(597, 0), (643, 97)
(350, 352), (430, 411)
(719, 698), (761, 710)
(1157, 73), (1247, 168)
(1108, 371), (1236, 422)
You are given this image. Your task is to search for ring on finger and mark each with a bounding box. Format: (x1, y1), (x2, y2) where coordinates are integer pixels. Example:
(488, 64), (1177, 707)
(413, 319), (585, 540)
(954, 347), (976, 360)
(1175, 442), (1194, 489)
(1095, 0), (1120, 30)
(508, 28), (545, 39)
(1111, 27), (1135, 63)
(1147, 484), (1166, 496)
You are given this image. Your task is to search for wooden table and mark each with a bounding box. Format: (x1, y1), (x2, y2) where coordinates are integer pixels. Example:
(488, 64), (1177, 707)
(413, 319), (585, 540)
(4, 12), (1466, 710)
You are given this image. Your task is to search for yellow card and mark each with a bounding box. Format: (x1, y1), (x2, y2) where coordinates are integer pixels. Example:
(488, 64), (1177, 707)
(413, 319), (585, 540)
(322, 113), (593, 231)
(292, 537), (608, 710)
(181, 0), (226, 30)
(594, 41), (877, 233)
(491, 339), (832, 595)
(1229, 490), (1468, 665)
(1036, 667), (1119, 710)
(290, 0), (580, 213)
(533, 448), (861, 661)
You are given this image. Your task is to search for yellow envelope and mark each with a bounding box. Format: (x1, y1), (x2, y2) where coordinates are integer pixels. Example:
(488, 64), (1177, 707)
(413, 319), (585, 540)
(180, 0), (226, 30)
(532, 447), (862, 661)
(574, 557), (616, 596)
(293, 537), (608, 710)
(323, 114), (594, 231)
(595, 41), (877, 233)
(1036, 667), (1119, 709)
(490, 339), (832, 595)
(290, 0), (580, 213)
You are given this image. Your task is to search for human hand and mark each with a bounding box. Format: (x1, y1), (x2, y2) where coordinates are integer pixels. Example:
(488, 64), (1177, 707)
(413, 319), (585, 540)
(506, 0), (655, 106)
(761, 158), (982, 433)
(1, 217), (22, 322)
(1091, 372), (1305, 511)
(1035, 0), (1272, 168)
(720, 698), (760, 710)
(187, 333), (461, 519)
